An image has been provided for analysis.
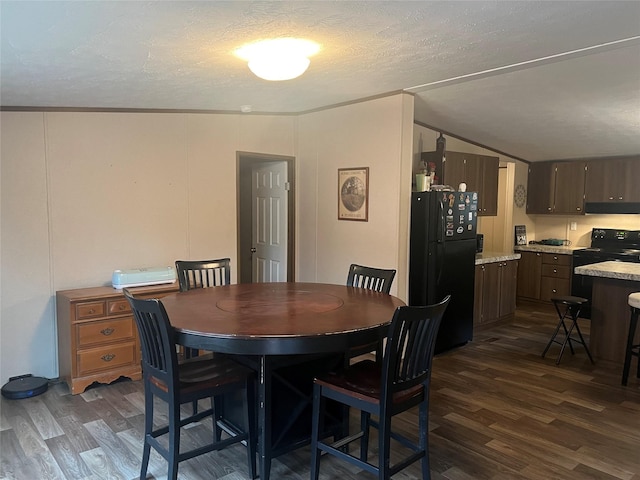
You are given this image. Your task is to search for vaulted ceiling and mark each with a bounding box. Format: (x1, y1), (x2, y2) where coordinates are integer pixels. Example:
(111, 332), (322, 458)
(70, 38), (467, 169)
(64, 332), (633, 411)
(1, 1), (639, 162)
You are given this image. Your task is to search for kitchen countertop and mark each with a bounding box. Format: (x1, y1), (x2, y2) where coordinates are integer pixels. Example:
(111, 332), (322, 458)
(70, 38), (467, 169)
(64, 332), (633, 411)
(514, 245), (583, 255)
(574, 261), (640, 282)
(475, 251), (521, 265)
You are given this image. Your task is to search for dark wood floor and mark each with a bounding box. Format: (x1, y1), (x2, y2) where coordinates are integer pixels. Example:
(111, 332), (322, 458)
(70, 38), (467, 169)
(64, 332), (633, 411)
(2, 304), (640, 480)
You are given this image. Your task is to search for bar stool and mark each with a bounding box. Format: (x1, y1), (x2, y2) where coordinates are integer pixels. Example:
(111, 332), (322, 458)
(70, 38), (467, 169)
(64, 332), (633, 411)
(622, 292), (640, 386)
(542, 295), (594, 365)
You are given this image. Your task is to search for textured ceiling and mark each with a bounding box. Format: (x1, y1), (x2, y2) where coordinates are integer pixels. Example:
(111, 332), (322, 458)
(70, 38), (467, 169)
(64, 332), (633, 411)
(1, 1), (639, 162)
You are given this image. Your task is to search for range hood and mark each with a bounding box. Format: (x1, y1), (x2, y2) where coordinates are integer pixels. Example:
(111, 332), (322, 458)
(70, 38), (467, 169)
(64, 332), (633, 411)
(584, 202), (640, 214)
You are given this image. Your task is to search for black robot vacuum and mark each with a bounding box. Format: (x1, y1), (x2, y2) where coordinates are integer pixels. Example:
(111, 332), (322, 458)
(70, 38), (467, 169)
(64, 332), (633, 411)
(1, 374), (49, 399)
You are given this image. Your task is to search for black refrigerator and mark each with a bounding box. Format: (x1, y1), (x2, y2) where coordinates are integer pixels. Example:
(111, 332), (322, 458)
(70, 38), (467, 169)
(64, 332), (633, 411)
(409, 190), (478, 354)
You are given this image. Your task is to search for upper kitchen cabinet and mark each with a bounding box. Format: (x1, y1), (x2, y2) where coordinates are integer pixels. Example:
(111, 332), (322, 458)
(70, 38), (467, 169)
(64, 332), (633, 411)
(422, 150), (499, 216)
(585, 156), (640, 204)
(527, 161), (586, 215)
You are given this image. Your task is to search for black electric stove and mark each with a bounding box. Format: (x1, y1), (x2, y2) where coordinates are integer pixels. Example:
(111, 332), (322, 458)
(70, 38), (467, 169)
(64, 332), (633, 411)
(572, 228), (640, 318)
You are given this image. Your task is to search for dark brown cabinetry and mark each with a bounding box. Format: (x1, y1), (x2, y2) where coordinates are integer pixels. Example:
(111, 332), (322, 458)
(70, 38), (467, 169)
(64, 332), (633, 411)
(474, 260), (518, 328)
(56, 283), (179, 394)
(516, 251), (572, 305)
(585, 157), (640, 203)
(527, 161), (586, 214)
(421, 150), (499, 216)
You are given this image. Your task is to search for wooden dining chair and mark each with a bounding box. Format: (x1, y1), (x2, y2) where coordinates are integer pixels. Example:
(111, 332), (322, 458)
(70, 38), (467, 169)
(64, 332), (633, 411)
(175, 258), (231, 361)
(123, 289), (257, 480)
(310, 295), (451, 480)
(175, 258), (231, 291)
(346, 263), (397, 362)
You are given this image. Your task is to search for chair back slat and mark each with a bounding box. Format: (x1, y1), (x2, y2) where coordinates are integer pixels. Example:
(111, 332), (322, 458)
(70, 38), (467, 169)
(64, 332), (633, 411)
(124, 289), (179, 389)
(175, 258), (231, 291)
(346, 264), (396, 294)
(383, 295), (451, 397)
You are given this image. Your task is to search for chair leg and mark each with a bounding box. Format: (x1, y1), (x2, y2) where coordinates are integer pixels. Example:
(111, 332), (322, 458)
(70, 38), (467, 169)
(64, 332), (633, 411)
(310, 384), (322, 480)
(140, 388), (153, 480)
(622, 310), (638, 386)
(378, 410), (392, 480)
(419, 400), (431, 480)
(571, 318), (594, 364)
(360, 411), (370, 462)
(542, 314), (565, 358)
(168, 399), (181, 480)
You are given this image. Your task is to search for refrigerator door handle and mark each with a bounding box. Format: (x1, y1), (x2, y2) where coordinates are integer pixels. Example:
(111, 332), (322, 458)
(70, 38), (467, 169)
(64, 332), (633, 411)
(436, 199), (445, 285)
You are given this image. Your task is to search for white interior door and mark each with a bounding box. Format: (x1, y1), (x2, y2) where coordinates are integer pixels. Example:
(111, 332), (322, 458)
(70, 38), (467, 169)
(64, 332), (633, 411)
(251, 161), (288, 282)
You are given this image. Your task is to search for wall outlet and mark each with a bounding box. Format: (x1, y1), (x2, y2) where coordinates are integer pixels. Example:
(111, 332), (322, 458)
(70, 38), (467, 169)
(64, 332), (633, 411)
(570, 221), (577, 231)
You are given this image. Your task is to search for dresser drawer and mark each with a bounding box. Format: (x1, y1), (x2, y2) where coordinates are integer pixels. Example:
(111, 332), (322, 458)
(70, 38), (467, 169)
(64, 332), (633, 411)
(541, 264), (571, 279)
(77, 342), (137, 376)
(108, 299), (131, 316)
(76, 301), (106, 320)
(77, 317), (135, 348)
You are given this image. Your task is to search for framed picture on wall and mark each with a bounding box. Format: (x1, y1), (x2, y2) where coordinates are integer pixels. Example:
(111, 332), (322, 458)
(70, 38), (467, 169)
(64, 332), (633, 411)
(338, 167), (369, 221)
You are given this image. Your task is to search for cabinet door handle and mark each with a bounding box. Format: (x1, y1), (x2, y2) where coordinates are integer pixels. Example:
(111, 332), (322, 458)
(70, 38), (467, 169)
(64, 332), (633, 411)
(553, 269), (557, 273)
(101, 354), (116, 362)
(552, 289), (557, 293)
(609, 196), (614, 200)
(576, 207), (581, 211)
(619, 196), (623, 200)
(100, 328), (114, 336)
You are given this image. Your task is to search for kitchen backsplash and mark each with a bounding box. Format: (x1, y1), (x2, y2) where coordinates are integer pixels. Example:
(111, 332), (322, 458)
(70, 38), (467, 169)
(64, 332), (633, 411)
(531, 214), (640, 247)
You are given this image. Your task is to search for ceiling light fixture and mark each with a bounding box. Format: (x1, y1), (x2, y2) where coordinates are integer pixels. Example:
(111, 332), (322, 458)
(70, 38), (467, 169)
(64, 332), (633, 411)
(235, 38), (320, 81)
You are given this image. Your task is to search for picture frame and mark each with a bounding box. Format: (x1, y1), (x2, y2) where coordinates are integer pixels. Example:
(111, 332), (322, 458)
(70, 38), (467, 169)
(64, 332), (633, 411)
(338, 167), (369, 221)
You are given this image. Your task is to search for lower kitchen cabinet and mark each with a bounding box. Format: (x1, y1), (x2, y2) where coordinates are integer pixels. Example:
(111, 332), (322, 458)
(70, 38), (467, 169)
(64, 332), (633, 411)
(516, 251), (572, 305)
(474, 260), (518, 328)
(56, 283), (179, 394)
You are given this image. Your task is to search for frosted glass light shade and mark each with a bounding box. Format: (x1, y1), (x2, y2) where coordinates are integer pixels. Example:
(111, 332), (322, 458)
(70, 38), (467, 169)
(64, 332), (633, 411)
(248, 56), (310, 81)
(236, 38), (319, 81)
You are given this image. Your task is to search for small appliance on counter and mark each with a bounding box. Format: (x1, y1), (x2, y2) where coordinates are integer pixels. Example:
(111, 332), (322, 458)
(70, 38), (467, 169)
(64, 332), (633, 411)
(476, 234), (484, 253)
(112, 266), (176, 289)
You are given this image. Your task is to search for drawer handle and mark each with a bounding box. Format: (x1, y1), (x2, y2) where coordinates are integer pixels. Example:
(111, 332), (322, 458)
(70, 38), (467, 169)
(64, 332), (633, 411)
(101, 354), (116, 362)
(553, 269), (557, 273)
(88, 309), (95, 314)
(119, 304), (126, 311)
(100, 328), (115, 336)
(552, 289), (557, 293)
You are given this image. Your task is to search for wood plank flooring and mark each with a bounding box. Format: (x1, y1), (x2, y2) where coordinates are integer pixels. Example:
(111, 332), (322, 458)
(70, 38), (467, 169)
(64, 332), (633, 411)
(2, 304), (639, 479)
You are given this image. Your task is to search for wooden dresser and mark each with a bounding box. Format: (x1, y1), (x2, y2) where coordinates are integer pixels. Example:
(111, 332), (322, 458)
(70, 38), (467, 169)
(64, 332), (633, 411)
(56, 283), (179, 394)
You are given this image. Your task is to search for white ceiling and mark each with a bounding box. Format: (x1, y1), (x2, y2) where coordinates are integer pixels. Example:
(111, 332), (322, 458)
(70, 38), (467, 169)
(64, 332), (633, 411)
(1, 1), (639, 162)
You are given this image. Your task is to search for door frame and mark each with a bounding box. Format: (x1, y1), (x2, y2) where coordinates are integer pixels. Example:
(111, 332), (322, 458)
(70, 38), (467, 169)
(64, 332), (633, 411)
(237, 151), (296, 283)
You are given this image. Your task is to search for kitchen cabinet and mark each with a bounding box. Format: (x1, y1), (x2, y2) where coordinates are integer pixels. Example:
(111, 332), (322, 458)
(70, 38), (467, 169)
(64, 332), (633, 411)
(56, 283), (179, 394)
(516, 251), (542, 300)
(527, 161), (586, 214)
(585, 156), (640, 203)
(421, 150), (499, 215)
(474, 260), (518, 327)
(516, 251), (572, 305)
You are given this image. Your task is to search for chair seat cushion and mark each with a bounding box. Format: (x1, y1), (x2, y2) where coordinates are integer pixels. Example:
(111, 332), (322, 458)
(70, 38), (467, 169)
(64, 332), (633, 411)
(550, 295), (588, 305)
(315, 360), (423, 405)
(151, 355), (253, 395)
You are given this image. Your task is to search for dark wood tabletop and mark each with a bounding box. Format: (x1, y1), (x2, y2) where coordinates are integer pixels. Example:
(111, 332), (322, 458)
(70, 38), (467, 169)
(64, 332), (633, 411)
(161, 282), (405, 355)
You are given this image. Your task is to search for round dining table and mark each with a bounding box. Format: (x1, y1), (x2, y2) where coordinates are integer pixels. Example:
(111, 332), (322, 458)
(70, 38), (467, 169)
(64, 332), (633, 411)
(160, 282), (404, 480)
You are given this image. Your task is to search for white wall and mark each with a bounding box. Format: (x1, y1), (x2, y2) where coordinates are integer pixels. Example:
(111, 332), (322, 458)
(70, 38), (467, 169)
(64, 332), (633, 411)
(296, 94), (414, 294)
(1, 97), (413, 385)
(0, 111), (295, 383)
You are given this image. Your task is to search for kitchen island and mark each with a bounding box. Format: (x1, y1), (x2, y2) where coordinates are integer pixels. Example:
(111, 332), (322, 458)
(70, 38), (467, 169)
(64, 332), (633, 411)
(574, 261), (640, 364)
